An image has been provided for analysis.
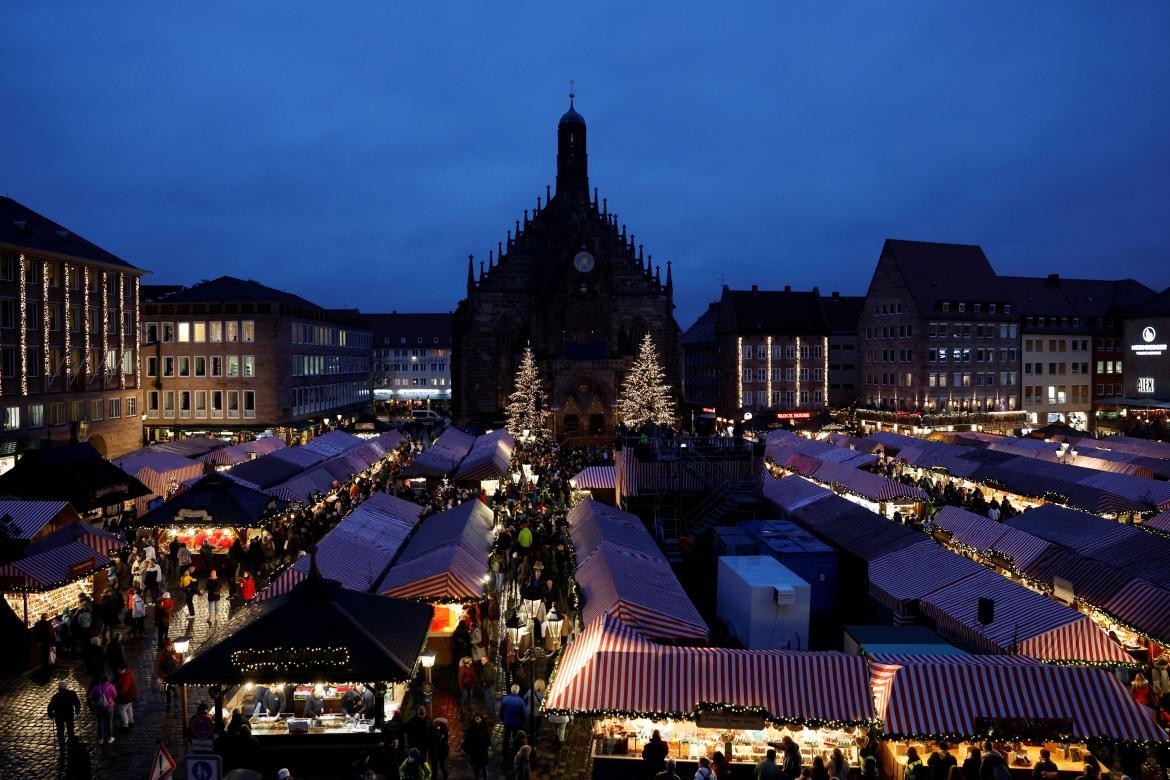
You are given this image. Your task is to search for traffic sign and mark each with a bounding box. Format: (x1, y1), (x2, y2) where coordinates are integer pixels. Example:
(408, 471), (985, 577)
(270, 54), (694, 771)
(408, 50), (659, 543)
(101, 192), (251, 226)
(189, 713), (215, 741)
(148, 742), (177, 780)
(186, 753), (222, 780)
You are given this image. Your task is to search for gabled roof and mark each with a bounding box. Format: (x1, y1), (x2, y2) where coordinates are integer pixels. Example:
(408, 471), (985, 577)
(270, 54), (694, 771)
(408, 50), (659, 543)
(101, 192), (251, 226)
(1136, 286), (1170, 318)
(134, 472), (284, 528)
(0, 443), (151, 512)
(0, 196), (143, 271)
(821, 293), (866, 333)
(681, 302), (719, 345)
(150, 276), (319, 308)
(716, 286), (828, 335)
(1003, 275), (1155, 321)
(876, 239), (1003, 314)
(366, 312), (453, 347)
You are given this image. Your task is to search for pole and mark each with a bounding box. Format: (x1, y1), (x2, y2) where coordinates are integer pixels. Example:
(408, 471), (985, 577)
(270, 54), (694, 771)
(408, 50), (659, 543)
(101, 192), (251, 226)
(180, 685), (190, 746)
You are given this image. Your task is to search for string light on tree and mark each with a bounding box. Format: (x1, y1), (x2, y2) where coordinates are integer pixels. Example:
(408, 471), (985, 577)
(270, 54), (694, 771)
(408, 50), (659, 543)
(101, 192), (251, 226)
(617, 333), (676, 430)
(504, 344), (550, 441)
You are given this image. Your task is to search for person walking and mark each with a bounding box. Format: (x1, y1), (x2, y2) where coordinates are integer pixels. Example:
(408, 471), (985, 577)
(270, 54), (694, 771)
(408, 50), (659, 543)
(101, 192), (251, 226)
(154, 591), (173, 645)
(129, 587), (147, 638)
(206, 570), (222, 624)
(499, 684), (527, 759)
(239, 570), (257, 603)
(457, 657), (477, 715)
(429, 717), (449, 780)
(181, 565), (198, 618)
(156, 639), (182, 711)
(33, 612), (55, 673)
(480, 657), (497, 717)
(114, 664), (139, 729)
(399, 747), (432, 780)
(462, 713), (490, 780)
(89, 674), (117, 745)
(47, 681), (81, 750)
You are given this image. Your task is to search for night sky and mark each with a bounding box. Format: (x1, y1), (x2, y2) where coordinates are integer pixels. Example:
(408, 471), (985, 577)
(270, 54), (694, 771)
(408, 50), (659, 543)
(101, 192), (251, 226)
(4, 3), (1168, 327)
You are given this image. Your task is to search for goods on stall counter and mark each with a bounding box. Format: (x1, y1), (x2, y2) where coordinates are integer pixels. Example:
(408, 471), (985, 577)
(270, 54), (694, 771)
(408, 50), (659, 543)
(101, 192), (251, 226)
(593, 719), (861, 766)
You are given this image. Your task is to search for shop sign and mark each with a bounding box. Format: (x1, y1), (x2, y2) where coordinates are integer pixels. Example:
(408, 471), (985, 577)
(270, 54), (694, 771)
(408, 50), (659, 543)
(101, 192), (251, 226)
(702, 407), (716, 414)
(775, 412), (812, 420)
(695, 709), (766, 731)
(1137, 377), (1155, 394)
(177, 508), (211, 523)
(973, 716), (1072, 740)
(68, 558), (96, 579)
(1131, 326), (1166, 357)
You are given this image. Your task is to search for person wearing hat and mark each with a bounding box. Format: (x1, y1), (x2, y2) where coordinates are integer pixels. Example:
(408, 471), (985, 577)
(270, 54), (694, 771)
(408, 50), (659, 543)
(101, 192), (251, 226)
(398, 747), (432, 780)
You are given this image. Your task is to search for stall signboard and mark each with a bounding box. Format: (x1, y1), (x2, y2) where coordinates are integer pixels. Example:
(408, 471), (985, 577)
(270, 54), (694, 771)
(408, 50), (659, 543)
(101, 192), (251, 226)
(694, 709), (767, 731)
(68, 558), (96, 579)
(973, 716), (1074, 740)
(775, 412), (812, 421)
(177, 508), (211, 523)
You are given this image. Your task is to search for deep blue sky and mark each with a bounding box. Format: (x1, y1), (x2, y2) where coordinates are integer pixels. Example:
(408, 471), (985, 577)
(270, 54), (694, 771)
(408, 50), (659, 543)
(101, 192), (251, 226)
(4, 3), (1168, 327)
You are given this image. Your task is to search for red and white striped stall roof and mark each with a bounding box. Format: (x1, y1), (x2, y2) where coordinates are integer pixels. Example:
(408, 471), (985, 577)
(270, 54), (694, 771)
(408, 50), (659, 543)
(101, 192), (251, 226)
(114, 452), (204, 514)
(569, 499), (661, 559)
(867, 540), (986, 611)
(376, 499), (493, 601)
(761, 473), (833, 513)
(918, 568), (1134, 665)
(546, 614), (874, 725)
(569, 466), (616, 491)
(0, 500), (76, 539)
(258, 493), (424, 600)
(0, 541), (110, 591)
(1144, 510), (1170, 534)
(576, 543), (708, 641)
(203, 436), (286, 467)
(929, 505), (1054, 570)
(806, 460), (929, 503)
(870, 658), (1165, 742)
(1100, 578), (1170, 644)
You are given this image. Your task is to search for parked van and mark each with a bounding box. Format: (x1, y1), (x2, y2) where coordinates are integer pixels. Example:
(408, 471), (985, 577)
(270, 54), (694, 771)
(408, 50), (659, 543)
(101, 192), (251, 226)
(410, 409), (444, 422)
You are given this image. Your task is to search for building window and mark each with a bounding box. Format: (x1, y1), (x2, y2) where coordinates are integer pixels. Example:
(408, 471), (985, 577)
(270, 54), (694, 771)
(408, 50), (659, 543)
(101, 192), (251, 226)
(195, 390), (207, 418)
(211, 356), (223, 377)
(242, 321), (255, 342)
(90, 399), (104, 421)
(227, 356), (240, 377)
(28, 403), (44, 428)
(194, 356), (206, 377)
(226, 321), (238, 342)
(242, 355), (255, 378)
(3, 406), (19, 430)
(162, 357), (175, 377)
(125, 396), (136, 418)
(177, 322), (190, 342)
(107, 398), (121, 419)
(209, 321), (223, 342)
(785, 345), (795, 360)
(48, 402), (65, 426)
(193, 322), (207, 342)
(211, 390), (223, 417)
(163, 391), (175, 418)
(162, 322), (175, 342)
(178, 356), (191, 377)
(227, 390), (240, 418)
(742, 345), (751, 360)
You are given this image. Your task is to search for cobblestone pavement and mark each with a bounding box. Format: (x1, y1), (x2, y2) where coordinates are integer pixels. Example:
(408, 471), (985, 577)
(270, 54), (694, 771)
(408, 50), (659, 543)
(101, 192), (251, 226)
(0, 585), (247, 780)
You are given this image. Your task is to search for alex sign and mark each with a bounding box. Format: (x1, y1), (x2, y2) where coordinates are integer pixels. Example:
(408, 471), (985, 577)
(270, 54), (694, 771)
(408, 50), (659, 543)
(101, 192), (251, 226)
(1131, 325), (1167, 357)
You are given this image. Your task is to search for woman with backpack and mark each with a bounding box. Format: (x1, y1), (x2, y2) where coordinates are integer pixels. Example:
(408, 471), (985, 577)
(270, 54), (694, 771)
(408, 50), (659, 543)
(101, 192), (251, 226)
(89, 674), (117, 744)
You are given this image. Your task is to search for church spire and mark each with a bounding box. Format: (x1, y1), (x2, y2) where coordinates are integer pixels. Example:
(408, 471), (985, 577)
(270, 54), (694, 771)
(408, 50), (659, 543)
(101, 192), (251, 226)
(466, 254), (474, 293)
(555, 86), (588, 205)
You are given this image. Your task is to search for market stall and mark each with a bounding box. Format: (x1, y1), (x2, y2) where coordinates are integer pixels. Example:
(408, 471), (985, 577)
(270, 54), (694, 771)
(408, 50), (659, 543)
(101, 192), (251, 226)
(0, 443), (151, 526)
(113, 450), (204, 515)
(202, 436), (286, 470)
(377, 499), (493, 663)
(0, 499), (81, 543)
(453, 430), (515, 493)
(916, 567), (1137, 666)
(761, 471), (833, 514)
(132, 473), (286, 573)
(0, 521), (125, 626)
(402, 426), (475, 479)
(260, 492), (424, 600)
(869, 655), (1165, 779)
(166, 557), (433, 749)
(546, 614), (876, 779)
(866, 540), (985, 621)
(568, 465), (617, 505)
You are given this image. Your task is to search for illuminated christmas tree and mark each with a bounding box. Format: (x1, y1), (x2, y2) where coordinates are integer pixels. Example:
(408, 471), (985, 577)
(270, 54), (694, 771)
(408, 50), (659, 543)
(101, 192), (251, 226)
(505, 345), (549, 440)
(617, 333), (676, 429)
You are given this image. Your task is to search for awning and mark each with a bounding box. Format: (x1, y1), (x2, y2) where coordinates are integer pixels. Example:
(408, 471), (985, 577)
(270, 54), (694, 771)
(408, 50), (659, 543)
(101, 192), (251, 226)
(1006, 504), (1137, 557)
(166, 567), (433, 685)
(761, 473), (833, 513)
(1078, 471), (1170, 510)
(805, 460), (928, 503)
(1099, 579), (1170, 644)
(1020, 548), (1134, 606)
(404, 426), (475, 478)
(867, 540), (985, 612)
(568, 499), (661, 559)
(202, 436), (286, 468)
(1146, 510), (1170, 534)
(260, 493), (424, 600)
(871, 657), (1165, 742)
(576, 542), (708, 641)
(569, 466), (616, 491)
(928, 505), (1054, 570)
(0, 521), (122, 592)
(301, 430), (366, 459)
(377, 499), (493, 601)
(135, 473), (285, 528)
(917, 568), (1134, 665)
(454, 436), (514, 483)
(787, 494), (922, 562)
(0, 499), (76, 540)
(25, 521), (126, 559)
(545, 614), (875, 726)
(0, 443), (151, 513)
(114, 451), (205, 514)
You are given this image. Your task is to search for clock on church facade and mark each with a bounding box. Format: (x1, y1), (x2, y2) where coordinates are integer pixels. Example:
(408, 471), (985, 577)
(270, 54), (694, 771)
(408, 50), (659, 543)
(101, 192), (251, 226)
(451, 97), (681, 437)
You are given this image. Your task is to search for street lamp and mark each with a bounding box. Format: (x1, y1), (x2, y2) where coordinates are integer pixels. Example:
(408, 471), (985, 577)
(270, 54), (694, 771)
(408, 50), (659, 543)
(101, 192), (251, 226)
(419, 649), (437, 715)
(172, 635), (191, 658)
(544, 605), (564, 650)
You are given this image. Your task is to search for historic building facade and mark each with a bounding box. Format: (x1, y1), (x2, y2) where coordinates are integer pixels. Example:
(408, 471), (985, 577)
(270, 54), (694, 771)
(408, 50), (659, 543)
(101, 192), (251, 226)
(452, 99), (680, 436)
(0, 197), (147, 463)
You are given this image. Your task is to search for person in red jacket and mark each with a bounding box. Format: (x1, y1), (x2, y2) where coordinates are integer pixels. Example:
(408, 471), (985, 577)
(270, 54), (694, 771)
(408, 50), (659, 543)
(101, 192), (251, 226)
(113, 664), (139, 729)
(239, 571), (257, 602)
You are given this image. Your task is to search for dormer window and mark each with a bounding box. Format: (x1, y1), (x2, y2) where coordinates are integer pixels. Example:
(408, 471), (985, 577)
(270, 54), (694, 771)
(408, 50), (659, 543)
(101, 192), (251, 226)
(942, 302), (950, 312)
(957, 302), (966, 313)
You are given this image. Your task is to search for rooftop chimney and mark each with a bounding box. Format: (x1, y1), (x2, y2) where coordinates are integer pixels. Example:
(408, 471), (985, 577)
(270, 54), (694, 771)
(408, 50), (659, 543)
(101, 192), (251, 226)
(752, 284), (759, 293)
(784, 285), (791, 293)
(1047, 273), (1060, 286)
